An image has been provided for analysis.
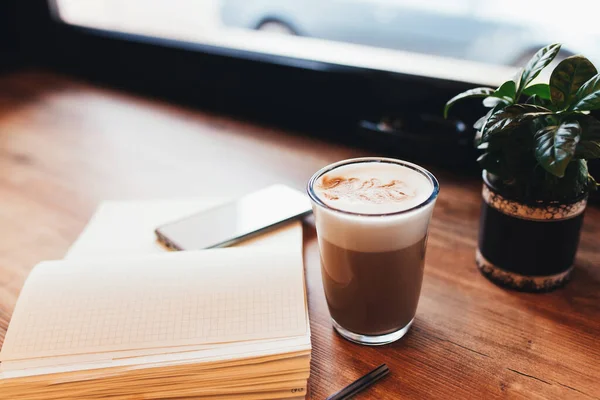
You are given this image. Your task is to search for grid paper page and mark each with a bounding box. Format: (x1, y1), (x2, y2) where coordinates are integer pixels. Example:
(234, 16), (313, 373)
(0, 248), (307, 361)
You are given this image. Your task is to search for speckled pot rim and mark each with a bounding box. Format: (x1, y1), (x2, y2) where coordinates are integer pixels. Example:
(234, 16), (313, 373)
(482, 173), (587, 221)
(476, 249), (572, 292)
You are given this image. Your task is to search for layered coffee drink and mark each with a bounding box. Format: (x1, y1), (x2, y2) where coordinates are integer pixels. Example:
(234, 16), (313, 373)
(307, 158), (438, 345)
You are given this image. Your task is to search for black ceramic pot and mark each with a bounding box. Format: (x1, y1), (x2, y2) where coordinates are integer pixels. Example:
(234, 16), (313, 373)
(476, 171), (587, 292)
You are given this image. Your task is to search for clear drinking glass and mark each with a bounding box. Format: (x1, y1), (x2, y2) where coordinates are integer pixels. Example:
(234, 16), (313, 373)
(307, 157), (439, 345)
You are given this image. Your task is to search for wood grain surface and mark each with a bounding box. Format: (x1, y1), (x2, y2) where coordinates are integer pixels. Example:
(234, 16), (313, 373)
(0, 71), (598, 399)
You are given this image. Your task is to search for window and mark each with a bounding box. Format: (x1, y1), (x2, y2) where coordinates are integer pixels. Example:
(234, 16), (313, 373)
(58, 0), (585, 87)
(45, 0), (599, 170)
(52, 0), (600, 87)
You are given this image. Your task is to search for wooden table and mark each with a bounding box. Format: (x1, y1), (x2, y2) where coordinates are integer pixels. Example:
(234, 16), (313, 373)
(0, 72), (598, 399)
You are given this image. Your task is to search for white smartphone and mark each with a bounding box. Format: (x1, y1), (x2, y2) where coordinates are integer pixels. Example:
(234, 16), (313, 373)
(155, 184), (312, 250)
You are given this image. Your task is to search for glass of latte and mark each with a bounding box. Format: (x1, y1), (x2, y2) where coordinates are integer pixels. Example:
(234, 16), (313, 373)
(307, 158), (439, 345)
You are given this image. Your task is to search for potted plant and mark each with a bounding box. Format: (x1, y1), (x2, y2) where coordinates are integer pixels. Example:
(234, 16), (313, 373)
(445, 43), (600, 292)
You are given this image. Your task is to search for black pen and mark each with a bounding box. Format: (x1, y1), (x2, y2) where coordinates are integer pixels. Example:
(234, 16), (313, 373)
(326, 364), (390, 400)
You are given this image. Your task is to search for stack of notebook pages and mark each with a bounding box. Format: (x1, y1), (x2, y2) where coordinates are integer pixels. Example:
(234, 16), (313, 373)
(0, 200), (311, 400)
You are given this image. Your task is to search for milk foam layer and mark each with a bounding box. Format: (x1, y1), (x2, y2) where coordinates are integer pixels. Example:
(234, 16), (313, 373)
(314, 163), (433, 214)
(311, 160), (437, 253)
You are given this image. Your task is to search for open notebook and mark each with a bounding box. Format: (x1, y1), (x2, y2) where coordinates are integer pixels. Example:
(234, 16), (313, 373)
(0, 200), (311, 400)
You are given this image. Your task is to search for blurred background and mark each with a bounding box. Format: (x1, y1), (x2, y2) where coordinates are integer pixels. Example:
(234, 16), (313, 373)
(55, 0), (598, 67)
(2, 0), (599, 179)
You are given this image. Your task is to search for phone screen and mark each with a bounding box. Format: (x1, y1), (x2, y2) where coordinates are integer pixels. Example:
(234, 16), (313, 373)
(155, 185), (312, 250)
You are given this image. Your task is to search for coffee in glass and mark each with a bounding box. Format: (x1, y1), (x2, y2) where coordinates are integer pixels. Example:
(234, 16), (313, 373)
(307, 158), (439, 345)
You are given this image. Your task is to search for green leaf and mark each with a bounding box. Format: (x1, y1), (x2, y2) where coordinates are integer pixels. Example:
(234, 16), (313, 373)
(444, 87), (495, 118)
(534, 121), (581, 177)
(573, 91), (600, 112)
(550, 56), (597, 109)
(522, 84), (551, 99)
(482, 104), (553, 141)
(473, 115), (487, 130)
(525, 94), (552, 109)
(574, 115), (600, 158)
(483, 96), (510, 108)
(501, 104), (553, 115)
(512, 67), (523, 90)
(482, 80), (516, 108)
(474, 106), (503, 145)
(494, 80), (516, 100)
(570, 73), (600, 111)
(518, 44), (561, 97)
(527, 94), (556, 111)
(479, 103), (506, 139)
(527, 94), (541, 106)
